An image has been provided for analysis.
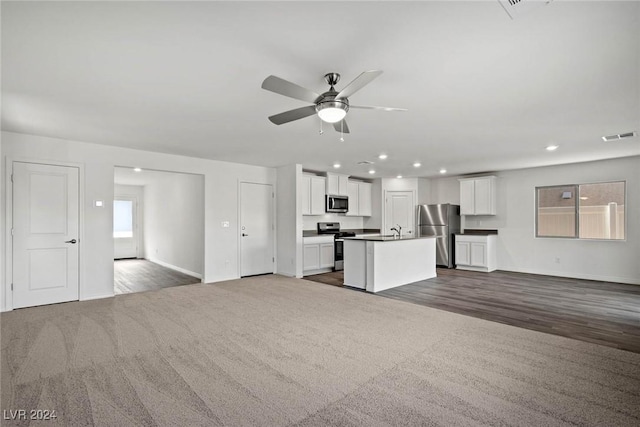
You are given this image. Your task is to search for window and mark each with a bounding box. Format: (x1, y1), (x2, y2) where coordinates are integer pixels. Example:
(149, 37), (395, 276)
(113, 200), (133, 238)
(536, 181), (625, 240)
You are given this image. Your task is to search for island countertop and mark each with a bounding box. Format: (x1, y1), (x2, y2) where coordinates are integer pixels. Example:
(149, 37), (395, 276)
(342, 235), (436, 242)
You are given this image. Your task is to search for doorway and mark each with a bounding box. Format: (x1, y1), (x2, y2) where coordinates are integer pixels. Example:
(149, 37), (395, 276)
(240, 182), (274, 277)
(113, 195), (139, 259)
(384, 190), (415, 236)
(113, 167), (204, 294)
(11, 161), (80, 308)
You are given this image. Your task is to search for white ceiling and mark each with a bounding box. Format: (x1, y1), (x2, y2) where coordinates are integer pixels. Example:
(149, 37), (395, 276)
(2, 1), (639, 179)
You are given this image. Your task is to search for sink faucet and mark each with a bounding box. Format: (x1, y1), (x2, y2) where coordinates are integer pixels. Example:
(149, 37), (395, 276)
(390, 224), (402, 238)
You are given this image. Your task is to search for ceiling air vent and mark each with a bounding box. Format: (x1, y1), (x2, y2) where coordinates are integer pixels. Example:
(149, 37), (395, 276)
(357, 161), (375, 165)
(498, 0), (554, 19)
(602, 131), (637, 142)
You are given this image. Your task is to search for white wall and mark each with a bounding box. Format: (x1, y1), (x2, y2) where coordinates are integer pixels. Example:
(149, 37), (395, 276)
(276, 164), (302, 278)
(1, 131), (276, 310)
(114, 184), (145, 259)
(302, 214), (364, 231)
(417, 178), (431, 205)
(142, 172), (204, 278)
(363, 179), (382, 230)
(428, 156), (640, 284)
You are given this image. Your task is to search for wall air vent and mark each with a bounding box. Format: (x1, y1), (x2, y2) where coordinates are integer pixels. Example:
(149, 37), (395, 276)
(498, 0), (554, 19)
(602, 131), (637, 142)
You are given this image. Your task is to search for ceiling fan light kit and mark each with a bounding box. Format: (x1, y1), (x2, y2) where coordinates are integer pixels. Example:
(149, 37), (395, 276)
(261, 70), (406, 136)
(316, 100), (348, 123)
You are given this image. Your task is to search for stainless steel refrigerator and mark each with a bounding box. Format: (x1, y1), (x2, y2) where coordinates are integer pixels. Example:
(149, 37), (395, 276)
(418, 204), (461, 268)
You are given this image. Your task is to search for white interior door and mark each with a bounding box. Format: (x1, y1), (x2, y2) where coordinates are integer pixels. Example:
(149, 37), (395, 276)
(240, 183), (274, 276)
(12, 162), (80, 308)
(384, 191), (415, 236)
(113, 195), (138, 259)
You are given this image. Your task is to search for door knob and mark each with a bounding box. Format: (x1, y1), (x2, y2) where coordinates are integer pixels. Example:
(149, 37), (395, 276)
(242, 233), (248, 237)
(65, 239), (77, 244)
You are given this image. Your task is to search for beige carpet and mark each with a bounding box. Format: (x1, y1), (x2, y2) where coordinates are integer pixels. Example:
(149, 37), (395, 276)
(1, 275), (639, 426)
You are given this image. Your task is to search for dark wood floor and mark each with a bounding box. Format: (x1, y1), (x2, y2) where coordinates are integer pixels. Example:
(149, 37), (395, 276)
(305, 268), (640, 354)
(114, 259), (201, 295)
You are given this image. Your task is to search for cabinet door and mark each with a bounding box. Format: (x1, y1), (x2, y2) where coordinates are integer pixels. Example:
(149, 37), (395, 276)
(455, 241), (471, 265)
(319, 243), (335, 268)
(310, 177), (326, 215)
(326, 174), (338, 195)
(301, 175), (311, 215)
(358, 182), (372, 216)
(338, 175), (349, 196)
(470, 243), (487, 267)
(474, 178), (493, 215)
(459, 180), (475, 215)
(346, 181), (359, 216)
(303, 244), (320, 271)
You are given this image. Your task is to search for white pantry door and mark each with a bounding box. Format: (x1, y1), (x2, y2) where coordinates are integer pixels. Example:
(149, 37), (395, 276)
(384, 191), (415, 236)
(12, 162), (80, 308)
(240, 183), (274, 277)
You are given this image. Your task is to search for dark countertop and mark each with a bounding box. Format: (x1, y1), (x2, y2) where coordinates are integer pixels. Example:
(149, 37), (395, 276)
(303, 228), (381, 237)
(342, 235), (436, 242)
(455, 229), (498, 236)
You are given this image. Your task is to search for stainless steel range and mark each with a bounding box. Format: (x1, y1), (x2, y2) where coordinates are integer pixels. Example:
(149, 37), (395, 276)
(317, 222), (356, 271)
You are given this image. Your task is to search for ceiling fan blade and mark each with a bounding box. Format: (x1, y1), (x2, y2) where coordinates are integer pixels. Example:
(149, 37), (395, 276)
(350, 105), (408, 112)
(335, 70), (383, 99)
(268, 105), (317, 125)
(333, 120), (350, 134)
(261, 75), (320, 103)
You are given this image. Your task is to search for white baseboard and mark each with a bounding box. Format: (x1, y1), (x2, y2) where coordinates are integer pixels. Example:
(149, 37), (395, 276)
(81, 293), (114, 302)
(499, 267), (640, 286)
(146, 257), (203, 280)
(302, 267), (333, 277)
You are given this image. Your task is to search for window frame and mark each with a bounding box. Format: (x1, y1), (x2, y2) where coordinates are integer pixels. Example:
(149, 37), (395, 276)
(535, 180), (626, 241)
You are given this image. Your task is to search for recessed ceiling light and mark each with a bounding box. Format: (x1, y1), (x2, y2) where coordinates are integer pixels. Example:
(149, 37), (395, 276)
(378, 154), (388, 160)
(439, 169), (447, 174)
(413, 162), (421, 168)
(368, 170), (376, 174)
(333, 163), (341, 168)
(133, 167), (142, 172)
(396, 175), (403, 179)
(546, 145), (559, 151)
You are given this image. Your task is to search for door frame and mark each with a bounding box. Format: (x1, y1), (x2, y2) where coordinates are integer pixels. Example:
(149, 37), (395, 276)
(4, 157), (85, 312)
(382, 189), (417, 235)
(237, 180), (276, 277)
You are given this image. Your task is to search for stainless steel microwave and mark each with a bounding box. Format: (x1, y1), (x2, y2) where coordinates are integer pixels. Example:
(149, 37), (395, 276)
(326, 195), (349, 213)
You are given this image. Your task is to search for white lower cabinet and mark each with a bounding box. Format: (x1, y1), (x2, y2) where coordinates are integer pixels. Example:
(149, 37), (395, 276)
(303, 236), (335, 276)
(455, 234), (497, 272)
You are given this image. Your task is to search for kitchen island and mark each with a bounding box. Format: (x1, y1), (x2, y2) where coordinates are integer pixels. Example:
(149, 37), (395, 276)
(342, 235), (436, 293)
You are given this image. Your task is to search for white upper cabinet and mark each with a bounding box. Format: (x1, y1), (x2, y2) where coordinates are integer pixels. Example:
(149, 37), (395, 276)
(459, 176), (496, 215)
(302, 174), (326, 216)
(358, 182), (372, 216)
(326, 173), (349, 196)
(346, 180), (372, 217)
(346, 181), (359, 216)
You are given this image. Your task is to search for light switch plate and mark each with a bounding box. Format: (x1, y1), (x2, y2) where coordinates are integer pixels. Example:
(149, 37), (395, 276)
(94, 200), (104, 207)
(221, 221), (230, 228)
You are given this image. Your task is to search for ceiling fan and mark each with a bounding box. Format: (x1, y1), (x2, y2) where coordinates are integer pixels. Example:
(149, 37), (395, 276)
(261, 70), (406, 134)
